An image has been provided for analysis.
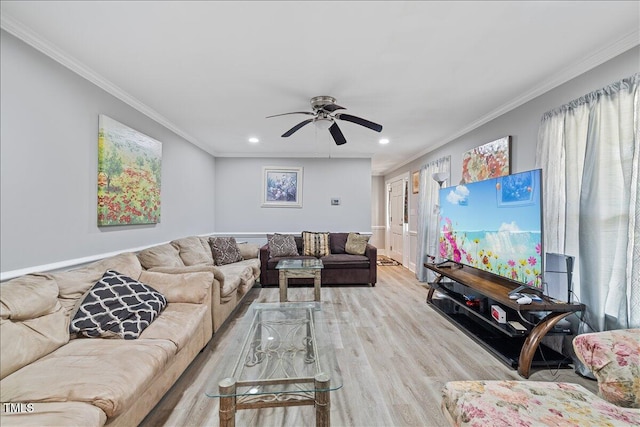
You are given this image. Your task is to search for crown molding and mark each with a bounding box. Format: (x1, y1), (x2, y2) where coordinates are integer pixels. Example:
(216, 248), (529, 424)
(382, 30), (640, 176)
(1, 13), (216, 157)
(215, 151), (375, 159)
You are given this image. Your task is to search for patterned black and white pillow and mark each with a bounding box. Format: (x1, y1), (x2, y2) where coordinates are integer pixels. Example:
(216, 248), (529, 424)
(209, 237), (244, 265)
(69, 270), (167, 340)
(268, 234), (299, 258)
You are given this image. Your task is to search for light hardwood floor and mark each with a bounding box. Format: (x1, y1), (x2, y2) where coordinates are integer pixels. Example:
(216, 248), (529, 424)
(139, 265), (597, 427)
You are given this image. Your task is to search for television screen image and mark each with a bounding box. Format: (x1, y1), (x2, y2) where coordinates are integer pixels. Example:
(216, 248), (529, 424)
(438, 169), (543, 289)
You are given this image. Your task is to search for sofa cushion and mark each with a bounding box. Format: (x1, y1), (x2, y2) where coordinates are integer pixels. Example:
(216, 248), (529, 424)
(302, 231), (330, 257)
(0, 338), (177, 418)
(69, 270), (167, 340)
(320, 254), (370, 269)
(138, 303), (208, 351)
(52, 252), (143, 315)
(268, 234), (299, 258)
(329, 233), (349, 254)
(171, 236), (214, 266)
(216, 263), (255, 295)
(0, 275), (69, 379)
(232, 258), (261, 282)
(209, 237), (243, 266)
(442, 380), (640, 427)
(138, 271), (211, 304)
(137, 243), (185, 270)
(345, 232), (370, 255)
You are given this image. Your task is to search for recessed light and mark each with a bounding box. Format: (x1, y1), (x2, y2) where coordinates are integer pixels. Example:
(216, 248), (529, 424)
(248, 137), (259, 143)
(379, 138), (389, 145)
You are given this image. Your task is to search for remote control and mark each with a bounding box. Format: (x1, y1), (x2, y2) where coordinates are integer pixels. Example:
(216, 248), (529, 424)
(516, 295), (532, 305)
(508, 320), (527, 333)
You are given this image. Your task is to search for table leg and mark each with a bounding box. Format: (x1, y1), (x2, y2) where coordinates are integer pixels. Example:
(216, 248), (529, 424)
(314, 270), (321, 301)
(219, 378), (237, 427)
(314, 373), (330, 427)
(279, 270), (287, 302)
(518, 312), (573, 378)
(304, 308), (315, 363)
(426, 274), (444, 304)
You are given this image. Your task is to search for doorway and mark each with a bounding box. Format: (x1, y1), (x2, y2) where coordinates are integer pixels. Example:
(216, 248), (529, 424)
(386, 173), (409, 266)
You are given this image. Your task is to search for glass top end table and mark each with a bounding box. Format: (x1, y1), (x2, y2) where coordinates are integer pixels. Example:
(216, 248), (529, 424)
(275, 259), (324, 302)
(206, 302), (341, 427)
(276, 258), (324, 269)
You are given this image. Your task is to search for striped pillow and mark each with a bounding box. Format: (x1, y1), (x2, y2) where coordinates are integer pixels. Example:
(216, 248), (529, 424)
(302, 231), (330, 257)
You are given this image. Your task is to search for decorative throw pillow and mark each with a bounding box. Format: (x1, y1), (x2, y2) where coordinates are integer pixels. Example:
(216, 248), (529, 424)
(69, 270), (167, 340)
(345, 232), (370, 255)
(209, 237), (244, 266)
(268, 234), (299, 258)
(302, 231), (330, 257)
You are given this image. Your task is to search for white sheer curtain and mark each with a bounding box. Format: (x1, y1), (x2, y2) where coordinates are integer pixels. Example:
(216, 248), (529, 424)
(536, 73), (639, 331)
(416, 156), (450, 282)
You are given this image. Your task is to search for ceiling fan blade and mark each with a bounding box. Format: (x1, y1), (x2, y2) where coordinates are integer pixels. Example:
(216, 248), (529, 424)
(335, 113), (383, 132)
(329, 122), (347, 145)
(266, 111), (315, 118)
(282, 118), (314, 137)
(321, 103), (346, 113)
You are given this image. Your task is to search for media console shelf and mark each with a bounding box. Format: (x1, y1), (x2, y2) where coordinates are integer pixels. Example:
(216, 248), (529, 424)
(424, 262), (585, 378)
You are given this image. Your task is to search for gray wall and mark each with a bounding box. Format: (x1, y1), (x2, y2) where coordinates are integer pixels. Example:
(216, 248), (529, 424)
(1, 30), (217, 274)
(370, 176), (386, 250)
(214, 157), (371, 241)
(387, 46), (640, 184)
(384, 45), (639, 271)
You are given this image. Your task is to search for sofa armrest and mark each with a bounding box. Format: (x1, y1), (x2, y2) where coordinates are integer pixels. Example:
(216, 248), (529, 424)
(573, 329), (640, 408)
(139, 270), (212, 304)
(366, 243), (377, 285)
(259, 243), (270, 259)
(238, 242), (259, 260)
(259, 244), (270, 281)
(365, 243), (377, 260)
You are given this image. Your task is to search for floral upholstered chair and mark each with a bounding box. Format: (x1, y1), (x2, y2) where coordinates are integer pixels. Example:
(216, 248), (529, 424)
(573, 328), (640, 408)
(441, 329), (640, 426)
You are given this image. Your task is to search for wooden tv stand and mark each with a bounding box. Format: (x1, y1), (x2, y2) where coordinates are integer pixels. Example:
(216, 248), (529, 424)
(424, 262), (585, 378)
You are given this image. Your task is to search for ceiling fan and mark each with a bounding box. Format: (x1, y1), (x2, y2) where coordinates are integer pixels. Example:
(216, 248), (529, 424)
(266, 96), (383, 145)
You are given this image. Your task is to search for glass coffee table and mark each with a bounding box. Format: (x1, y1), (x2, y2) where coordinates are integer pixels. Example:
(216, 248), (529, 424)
(276, 258), (324, 302)
(206, 302), (342, 427)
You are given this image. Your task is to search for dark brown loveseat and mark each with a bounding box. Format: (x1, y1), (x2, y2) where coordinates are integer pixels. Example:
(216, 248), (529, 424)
(259, 232), (377, 286)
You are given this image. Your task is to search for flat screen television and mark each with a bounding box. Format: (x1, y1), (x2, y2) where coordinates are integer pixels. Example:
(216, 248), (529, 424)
(438, 169), (543, 292)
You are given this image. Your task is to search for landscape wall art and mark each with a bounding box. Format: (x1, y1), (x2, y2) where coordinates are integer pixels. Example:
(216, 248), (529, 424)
(97, 115), (162, 226)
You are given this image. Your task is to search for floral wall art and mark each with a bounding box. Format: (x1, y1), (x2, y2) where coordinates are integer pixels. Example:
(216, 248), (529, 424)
(97, 115), (162, 226)
(461, 136), (511, 183)
(261, 166), (303, 208)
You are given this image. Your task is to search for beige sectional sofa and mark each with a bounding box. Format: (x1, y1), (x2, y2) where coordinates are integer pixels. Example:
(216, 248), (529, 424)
(0, 252), (213, 426)
(137, 235), (260, 332)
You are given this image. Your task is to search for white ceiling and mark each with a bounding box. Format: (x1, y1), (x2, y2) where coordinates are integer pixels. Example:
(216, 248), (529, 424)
(1, 1), (638, 175)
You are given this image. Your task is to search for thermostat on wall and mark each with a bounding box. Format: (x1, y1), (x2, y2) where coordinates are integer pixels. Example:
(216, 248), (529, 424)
(331, 198), (341, 206)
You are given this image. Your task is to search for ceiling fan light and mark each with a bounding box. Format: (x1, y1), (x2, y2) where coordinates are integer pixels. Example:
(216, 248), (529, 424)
(314, 118), (333, 130)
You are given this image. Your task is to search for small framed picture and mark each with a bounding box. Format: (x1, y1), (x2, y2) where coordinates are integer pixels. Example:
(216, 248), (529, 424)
(261, 166), (303, 208)
(412, 171), (420, 194)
